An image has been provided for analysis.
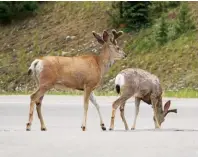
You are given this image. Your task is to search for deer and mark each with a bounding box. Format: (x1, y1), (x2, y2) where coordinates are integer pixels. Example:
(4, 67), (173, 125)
(109, 68), (177, 130)
(26, 29), (126, 131)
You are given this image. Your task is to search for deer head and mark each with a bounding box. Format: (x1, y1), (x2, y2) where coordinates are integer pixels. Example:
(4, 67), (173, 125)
(92, 29), (126, 61)
(153, 100), (177, 126)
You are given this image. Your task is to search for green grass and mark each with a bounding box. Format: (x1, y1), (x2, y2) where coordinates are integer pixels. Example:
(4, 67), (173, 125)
(0, 2), (112, 93)
(164, 89), (198, 98)
(1, 2), (198, 98)
(1, 88), (198, 98)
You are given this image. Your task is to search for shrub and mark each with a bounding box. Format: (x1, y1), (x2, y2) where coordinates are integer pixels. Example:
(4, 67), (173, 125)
(121, 1), (151, 30)
(0, 1), (39, 24)
(175, 2), (195, 35)
(155, 16), (168, 45)
(108, 1), (151, 31)
(149, 1), (180, 19)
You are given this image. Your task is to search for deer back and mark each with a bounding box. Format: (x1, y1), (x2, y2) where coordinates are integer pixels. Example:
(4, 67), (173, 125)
(118, 68), (162, 99)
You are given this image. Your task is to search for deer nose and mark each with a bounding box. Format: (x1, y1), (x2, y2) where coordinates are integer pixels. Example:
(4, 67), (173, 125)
(124, 53), (127, 58)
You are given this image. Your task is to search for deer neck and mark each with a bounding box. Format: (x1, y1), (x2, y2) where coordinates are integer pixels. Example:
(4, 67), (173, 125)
(98, 44), (114, 77)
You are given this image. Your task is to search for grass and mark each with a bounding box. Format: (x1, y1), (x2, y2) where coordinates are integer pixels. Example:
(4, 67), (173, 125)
(1, 2), (198, 98)
(164, 89), (198, 98)
(1, 88), (198, 98)
(0, 2), (114, 92)
(104, 30), (198, 90)
(103, 6), (198, 92)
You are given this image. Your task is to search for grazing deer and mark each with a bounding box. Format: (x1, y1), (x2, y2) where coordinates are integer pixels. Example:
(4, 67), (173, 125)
(26, 29), (126, 131)
(109, 68), (177, 130)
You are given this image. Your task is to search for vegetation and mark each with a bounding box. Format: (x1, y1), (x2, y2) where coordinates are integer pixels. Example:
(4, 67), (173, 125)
(1, 1), (198, 98)
(108, 1), (151, 31)
(0, 1), (39, 24)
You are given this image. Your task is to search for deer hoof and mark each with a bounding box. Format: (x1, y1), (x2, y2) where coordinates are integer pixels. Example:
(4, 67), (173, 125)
(81, 126), (86, 131)
(41, 128), (47, 131)
(102, 126), (106, 131)
(26, 128), (31, 131)
(109, 128), (113, 131)
(101, 124), (106, 131)
(26, 123), (31, 131)
(131, 127), (135, 130)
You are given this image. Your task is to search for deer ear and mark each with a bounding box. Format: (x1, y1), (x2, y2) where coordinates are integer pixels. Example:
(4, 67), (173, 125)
(164, 100), (171, 114)
(102, 30), (109, 42)
(92, 31), (104, 45)
(117, 31), (123, 37)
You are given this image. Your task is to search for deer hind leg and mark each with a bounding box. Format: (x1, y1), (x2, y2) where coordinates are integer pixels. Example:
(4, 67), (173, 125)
(109, 95), (130, 130)
(89, 92), (106, 131)
(131, 97), (141, 130)
(26, 86), (49, 131)
(151, 95), (160, 129)
(35, 96), (47, 131)
(81, 87), (92, 131)
(119, 102), (129, 130)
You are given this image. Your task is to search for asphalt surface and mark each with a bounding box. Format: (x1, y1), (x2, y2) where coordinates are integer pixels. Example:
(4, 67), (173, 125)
(0, 95), (198, 157)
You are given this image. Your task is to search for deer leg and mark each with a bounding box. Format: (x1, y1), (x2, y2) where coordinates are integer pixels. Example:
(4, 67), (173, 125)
(26, 100), (35, 131)
(36, 96), (47, 131)
(119, 102), (129, 130)
(81, 87), (92, 131)
(26, 87), (48, 131)
(89, 92), (106, 131)
(131, 97), (141, 130)
(109, 95), (130, 130)
(151, 95), (160, 129)
(109, 98), (121, 130)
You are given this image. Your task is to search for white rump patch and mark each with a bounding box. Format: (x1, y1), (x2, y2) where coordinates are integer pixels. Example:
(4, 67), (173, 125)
(115, 74), (125, 87)
(29, 59), (43, 75)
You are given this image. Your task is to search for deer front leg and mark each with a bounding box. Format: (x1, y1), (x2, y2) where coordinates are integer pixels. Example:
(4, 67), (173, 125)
(131, 97), (141, 130)
(120, 102), (129, 130)
(36, 96), (47, 131)
(151, 95), (160, 129)
(81, 87), (92, 131)
(89, 92), (106, 131)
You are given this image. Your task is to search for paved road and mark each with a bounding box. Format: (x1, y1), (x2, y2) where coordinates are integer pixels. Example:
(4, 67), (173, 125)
(0, 95), (198, 157)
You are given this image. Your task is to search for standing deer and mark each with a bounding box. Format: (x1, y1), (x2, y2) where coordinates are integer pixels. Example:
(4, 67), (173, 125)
(109, 68), (177, 130)
(26, 29), (126, 131)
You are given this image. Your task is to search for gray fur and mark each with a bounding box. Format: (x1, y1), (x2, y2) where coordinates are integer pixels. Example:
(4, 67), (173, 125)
(109, 68), (177, 131)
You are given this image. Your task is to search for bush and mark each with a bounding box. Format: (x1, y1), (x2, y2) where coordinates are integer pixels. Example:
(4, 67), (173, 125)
(155, 16), (168, 45)
(108, 1), (151, 31)
(121, 1), (151, 30)
(0, 1), (39, 24)
(149, 1), (180, 19)
(125, 2), (196, 54)
(175, 2), (195, 35)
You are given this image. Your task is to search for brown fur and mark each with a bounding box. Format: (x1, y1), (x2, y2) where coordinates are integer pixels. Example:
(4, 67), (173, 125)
(26, 29), (126, 131)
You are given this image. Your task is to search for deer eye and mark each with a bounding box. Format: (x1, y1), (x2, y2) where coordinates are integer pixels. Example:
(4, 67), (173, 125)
(117, 47), (120, 50)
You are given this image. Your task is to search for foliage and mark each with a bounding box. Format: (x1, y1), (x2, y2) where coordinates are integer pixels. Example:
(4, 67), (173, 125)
(121, 1), (151, 30)
(108, 1), (151, 31)
(155, 15), (168, 45)
(0, 1), (39, 24)
(109, 1), (181, 32)
(149, 1), (180, 19)
(175, 2), (195, 35)
(128, 2), (196, 51)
